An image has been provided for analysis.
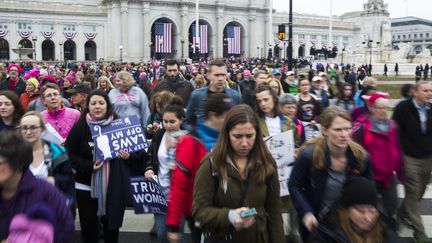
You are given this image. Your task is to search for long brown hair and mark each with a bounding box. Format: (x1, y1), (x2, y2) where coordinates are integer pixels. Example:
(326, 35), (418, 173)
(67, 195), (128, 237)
(298, 106), (367, 170)
(208, 104), (276, 184)
(338, 208), (383, 243)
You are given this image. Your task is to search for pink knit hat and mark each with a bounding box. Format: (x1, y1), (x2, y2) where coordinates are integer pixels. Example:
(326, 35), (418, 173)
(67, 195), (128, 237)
(6, 64), (23, 74)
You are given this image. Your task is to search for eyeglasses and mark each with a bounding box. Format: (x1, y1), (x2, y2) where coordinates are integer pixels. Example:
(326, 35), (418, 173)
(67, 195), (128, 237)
(17, 125), (42, 132)
(44, 93), (60, 98)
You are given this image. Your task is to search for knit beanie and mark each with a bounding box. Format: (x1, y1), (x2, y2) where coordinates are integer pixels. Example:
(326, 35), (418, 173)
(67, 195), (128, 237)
(27, 78), (39, 91)
(343, 176), (377, 208)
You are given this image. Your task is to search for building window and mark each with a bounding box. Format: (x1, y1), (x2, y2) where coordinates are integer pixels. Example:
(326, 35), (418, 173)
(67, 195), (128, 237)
(0, 23), (7, 30)
(84, 25), (96, 32)
(298, 34), (305, 39)
(403, 35), (406, 38)
(408, 34), (411, 38)
(41, 23), (54, 32)
(414, 34), (417, 38)
(311, 35), (316, 40)
(343, 36), (348, 41)
(398, 35), (401, 39)
(420, 33), (423, 38)
(63, 24), (76, 32)
(18, 23), (31, 30)
(322, 35), (327, 40)
(427, 33), (430, 37)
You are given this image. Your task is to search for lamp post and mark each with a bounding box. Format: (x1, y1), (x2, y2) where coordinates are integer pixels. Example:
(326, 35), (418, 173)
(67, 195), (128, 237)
(18, 44), (22, 61)
(59, 41), (63, 61)
(32, 36), (37, 61)
(362, 40), (380, 76)
(181, 39), (185, 60)
(119, 45), (123, 63)
(288, 0), (293, 70)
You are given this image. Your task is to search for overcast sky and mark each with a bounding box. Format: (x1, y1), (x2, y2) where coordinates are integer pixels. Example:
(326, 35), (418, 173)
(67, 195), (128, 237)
(272, 0), (430, 20)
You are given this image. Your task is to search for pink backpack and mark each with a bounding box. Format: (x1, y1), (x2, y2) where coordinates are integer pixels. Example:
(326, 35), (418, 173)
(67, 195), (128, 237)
(7, 214), (54, 243)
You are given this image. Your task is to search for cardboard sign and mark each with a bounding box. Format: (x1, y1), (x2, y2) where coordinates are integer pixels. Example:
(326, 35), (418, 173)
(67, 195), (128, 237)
(129, 176), (167, 214)
(89, 115), (149, 161)
(265, 130), (295, 197)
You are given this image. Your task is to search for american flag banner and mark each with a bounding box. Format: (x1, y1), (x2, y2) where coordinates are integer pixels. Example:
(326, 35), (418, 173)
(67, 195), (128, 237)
(192, 24), (208, 54)
(227, 26), (241, 54)
(155, 23), (172, 53)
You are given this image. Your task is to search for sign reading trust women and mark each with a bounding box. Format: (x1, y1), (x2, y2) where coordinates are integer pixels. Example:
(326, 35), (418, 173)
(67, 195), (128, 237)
(130, 176), (167, 214)
(89, 115), (149, 161)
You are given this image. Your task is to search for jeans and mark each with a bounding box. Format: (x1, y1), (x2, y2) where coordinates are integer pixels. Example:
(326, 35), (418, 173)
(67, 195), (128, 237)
(154, 214), (185, 243)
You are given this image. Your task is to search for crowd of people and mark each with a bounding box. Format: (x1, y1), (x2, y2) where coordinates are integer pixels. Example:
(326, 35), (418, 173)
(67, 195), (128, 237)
(0, 57), (431, 243)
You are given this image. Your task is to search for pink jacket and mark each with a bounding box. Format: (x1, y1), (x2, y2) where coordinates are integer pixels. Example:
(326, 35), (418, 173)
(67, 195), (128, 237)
(353, 118), (402, 188)
(41, 105), (80, 139)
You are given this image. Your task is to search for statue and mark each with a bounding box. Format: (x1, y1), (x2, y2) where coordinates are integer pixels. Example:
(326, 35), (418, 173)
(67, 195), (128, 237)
(381, 22), (392, 47)
(413, 49), (432, 64)
(390, 42), (411, 60)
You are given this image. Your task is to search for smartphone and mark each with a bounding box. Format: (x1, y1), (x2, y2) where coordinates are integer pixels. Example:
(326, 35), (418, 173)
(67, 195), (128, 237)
(240, 208), (257, 218)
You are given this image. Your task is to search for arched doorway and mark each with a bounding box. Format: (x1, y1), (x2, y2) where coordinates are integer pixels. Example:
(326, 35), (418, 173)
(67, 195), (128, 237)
(18, 39), (33, 59)
(223, 22), (243, 58)
(42, 40), (55, 61)
(414, 45), (423, 54)
(151, 18), (176, 59)
(64, 40), (76, 61)
(85, 41), (97, 61)
(310, 46), (316, 56)
(0, 39), (9, 60)
(188, 20), (212, 60)
(298, 45), (304, 58)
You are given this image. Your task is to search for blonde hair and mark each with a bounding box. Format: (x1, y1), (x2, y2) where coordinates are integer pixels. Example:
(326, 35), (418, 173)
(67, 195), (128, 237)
(298, 106), (368, 170)
(194, 74), (206, 88)
(116, 71), (136, 88)
(20, 111), (46, 132)
(338, 208), (383, 243)
(363, 77), (377, 87)
(98, 76), (114, 89)
(268, 78), (285, 96)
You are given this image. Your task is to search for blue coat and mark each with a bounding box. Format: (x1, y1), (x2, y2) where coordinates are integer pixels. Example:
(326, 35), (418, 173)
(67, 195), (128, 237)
(185, 87), (240, 127)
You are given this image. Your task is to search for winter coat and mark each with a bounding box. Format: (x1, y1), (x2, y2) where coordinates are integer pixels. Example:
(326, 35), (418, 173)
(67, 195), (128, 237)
(193, 158), (284, 243)
(108, 86), (151, 126)
(153, 77), (194, 107)
(0, 77), (26, 96)
(40, 105), (80, 139)
(258, 114), (300, 147)
(0, 170), (75, 243)
(352, 118), (402, 187)
(65, 118), (148, 229)
(288, 144), (372, 220)
(166, 134), (207, 232)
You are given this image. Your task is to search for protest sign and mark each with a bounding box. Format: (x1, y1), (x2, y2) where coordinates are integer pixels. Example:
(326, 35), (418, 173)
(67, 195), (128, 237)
(129, 176), (167, 214)
(89, 115), (149, 161)
(264, 130), (295, 197)
(303, 121), (321, 141)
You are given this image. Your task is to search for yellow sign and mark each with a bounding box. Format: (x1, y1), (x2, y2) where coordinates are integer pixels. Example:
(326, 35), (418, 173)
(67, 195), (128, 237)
(278, 32), (285, 40)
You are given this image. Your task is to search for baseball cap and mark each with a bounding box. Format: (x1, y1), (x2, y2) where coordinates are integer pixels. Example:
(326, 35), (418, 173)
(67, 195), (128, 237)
(272, 68), (281, 75)
(286, 71), (295, 76)
(66, 83), (92, 94)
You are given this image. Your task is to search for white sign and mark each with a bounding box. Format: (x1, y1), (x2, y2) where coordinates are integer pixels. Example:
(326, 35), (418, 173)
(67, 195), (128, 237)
(303, 122), (321, 141)
(265, 130), (295, 197)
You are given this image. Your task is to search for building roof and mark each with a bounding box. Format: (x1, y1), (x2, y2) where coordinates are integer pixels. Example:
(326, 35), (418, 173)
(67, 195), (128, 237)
(391, 16), (432, 27)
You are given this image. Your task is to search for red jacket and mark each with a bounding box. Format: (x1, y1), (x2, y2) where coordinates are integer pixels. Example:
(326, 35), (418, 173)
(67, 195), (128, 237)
(166, 135), (207, 232)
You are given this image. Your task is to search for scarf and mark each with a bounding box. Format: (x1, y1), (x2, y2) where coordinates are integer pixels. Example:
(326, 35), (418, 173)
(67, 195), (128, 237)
(86, 113), (114, 216)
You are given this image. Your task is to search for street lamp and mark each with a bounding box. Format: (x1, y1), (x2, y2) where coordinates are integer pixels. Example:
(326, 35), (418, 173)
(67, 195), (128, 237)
(32, 36), (37, 61)
(18, 44), (22, 61)
(180, 39), (185, 60)
(257, 46), (260, 58)
(119, 45), (123, 63)
(59, 41), (63, 61)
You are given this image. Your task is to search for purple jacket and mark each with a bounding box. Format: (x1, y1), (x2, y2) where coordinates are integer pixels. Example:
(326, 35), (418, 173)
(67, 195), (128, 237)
(0, 169), (75, 243)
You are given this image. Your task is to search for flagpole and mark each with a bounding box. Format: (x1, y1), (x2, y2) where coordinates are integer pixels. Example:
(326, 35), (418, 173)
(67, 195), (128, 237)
(329, 0), (333, 53)
(195, 0), (200, 60)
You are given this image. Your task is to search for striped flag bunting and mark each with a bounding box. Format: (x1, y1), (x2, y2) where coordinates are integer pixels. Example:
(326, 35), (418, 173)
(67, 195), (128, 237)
(155, 22), (172, 53)
(41, 31), (54, 39)
(84, 32), (97, 40)
(226, 26), (241, 54)
(18, 31), (32, 39)
(0, 30), (7, 38)
(192, 24), (208, 54)
(64, 32), (76, 40)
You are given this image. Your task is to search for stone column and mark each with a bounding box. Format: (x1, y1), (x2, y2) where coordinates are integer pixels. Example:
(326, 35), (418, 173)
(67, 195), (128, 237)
(248, 12), (257, 58)
(293, 34), (299, 58)
(305, 35), (311, 57)
(120, 1), (129, 60)
(216, 5), (224, 58)
(142, 1), (150, 61)
(180, 4), (188, 60)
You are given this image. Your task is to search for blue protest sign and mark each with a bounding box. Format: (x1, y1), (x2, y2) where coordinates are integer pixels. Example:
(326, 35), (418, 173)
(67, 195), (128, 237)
(129, 176), (167, 214)
(89, 115), (149, 161)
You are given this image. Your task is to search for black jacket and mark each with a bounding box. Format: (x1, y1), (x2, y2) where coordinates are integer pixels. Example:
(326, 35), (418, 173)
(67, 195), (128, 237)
(146, 129), (165, 174)
(393, 99), (432, 158)
(0, 77), (26, 96)
(65, 118), (148, 229)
